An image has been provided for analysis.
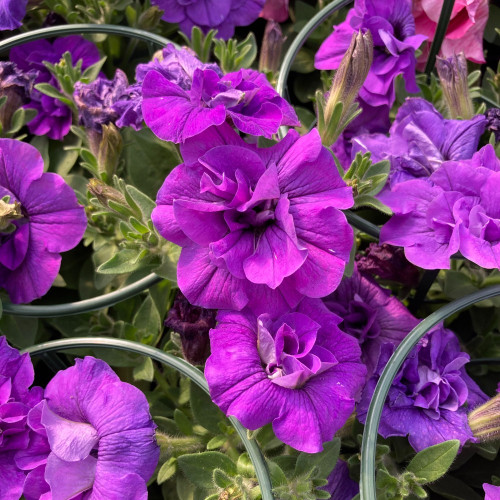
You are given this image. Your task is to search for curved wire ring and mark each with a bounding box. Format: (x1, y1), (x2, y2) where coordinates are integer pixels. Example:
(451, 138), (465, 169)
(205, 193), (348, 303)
(360, 283), (500, 500)
(0, 24), (175, 317)
(23, 337), (275, 500)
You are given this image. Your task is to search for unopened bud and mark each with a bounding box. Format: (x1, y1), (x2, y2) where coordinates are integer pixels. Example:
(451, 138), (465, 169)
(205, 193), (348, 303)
(0, 197), (22, 232)
(97, 124), (123, 180)
(259, 21), (284, 74)
(138, 6), (164, 30)
(436, 53), (473, 120)
(88, 178), (126, 209)
(468, 393), (500, 442)
(318, 30), (373, 146)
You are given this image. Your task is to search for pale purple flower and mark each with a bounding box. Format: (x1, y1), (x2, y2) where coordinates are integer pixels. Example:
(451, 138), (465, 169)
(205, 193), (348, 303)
(0, 0), (27, 30)
(0, 139), (87, 303)
(352, 98), (486, 189)
(143, 67), (299, 143)
(321, 460), (359, 500)
(205, 299), (366, 452)
(323, 265), (419, 377)
(151, 0), (265, 39)
(74, 70), (129, 131)
(152, 125), (354, 314)
(380, 144), (500, 270)
(315, 0), (426, 114)
(10, 36), (100, 140)
(0, 337), (43, 500)
(27, 357), (160, 499)
(358, 327), (487, 452)
(484, 483), (500, 500)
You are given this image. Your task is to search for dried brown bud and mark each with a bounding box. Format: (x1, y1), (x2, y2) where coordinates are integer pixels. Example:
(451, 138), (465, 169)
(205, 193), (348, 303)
(88, 178), (126, 209)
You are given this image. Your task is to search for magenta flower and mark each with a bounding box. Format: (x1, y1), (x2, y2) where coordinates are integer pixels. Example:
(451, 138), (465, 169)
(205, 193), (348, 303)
(10, 36), (100, 140)
(152, 125), (354, 314)
(358, 327), (487, 452)
(0, 0), (27, 30)
(0, 337), (43, 500)
(260, 0), (289, 22)
(323, 265), (419, 377)
(28, 357), (160, 499)
(143, 67), (299, 143)
(151, 0), (265, 39)
(205, 299), (366, 452)
(315, 0), (426, 110)
(0, 139), (87, 303)
(484, 483), (500, 500)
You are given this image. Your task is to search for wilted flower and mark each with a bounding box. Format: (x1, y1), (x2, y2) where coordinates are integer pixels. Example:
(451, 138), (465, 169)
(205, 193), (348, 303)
(29, 357), (160, 499)
(259, 21), (284, 74)
(436, 53), (474, 120)
(486, 108), (500, 142)
(0, 0), (27, 30)
(150, 0), (265, 39)
(358, 327), (487, 452)
(205, 299), (366, 452)
(0, 139), (87, 303)
(259, 0), (289, 22)
(152, 125), (354, 313)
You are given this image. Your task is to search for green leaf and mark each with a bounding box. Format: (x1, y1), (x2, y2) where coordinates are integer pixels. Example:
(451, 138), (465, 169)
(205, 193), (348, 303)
(174, 409), (193, 436)
(314, 489), (331, 499)
(213, 468), (233, 489)
(190, 381), (227, 434)
(80, 56), (107, 83)
(8, 107), (37, 135)
(354, 194), (392, 215)
(133, 295), (162, 338)
(206, 435), (227, 450)
(177, 451), (237, 489)
(133, 357), (154, 382)
(34, 83), (74, 107)
(124, 184), (156, 220)
(406, 440), (460, 484)
(295, 438), (341, 479)
(234, 32), (257, 69)
(267, 460), (286, 486)
(237, 453), (255, 478)
(428, 474), (483, 500)
(0, 315), (38, 349)
(158, 457), (177, 484)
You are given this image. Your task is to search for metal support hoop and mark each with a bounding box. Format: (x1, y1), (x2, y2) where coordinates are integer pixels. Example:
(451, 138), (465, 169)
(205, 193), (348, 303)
(23, 337), (274, 500)
(360, 283), (500, 500)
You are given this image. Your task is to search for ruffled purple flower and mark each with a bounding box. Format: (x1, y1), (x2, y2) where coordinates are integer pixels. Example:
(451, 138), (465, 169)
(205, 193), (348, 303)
(0, 337), (43, 500)
(0, 139), (87, 303)
(205, 299), (366, 452)
(323, 265), (419, 377)
(380, 144), (500, 270)
(352, 98), (486, 189)
(151, 0), (265, 39)
(74, 69), (129, 131)
(315, 0), (426, 121)
(25, 357), (160, 499)
(152, 125), (354, 314)
(358, 327), (487, 452)
(142, 67), (299, 143)
(0, 0), (27, 30)
(10, 36), (100, 140)
(321, 460), (359, 500)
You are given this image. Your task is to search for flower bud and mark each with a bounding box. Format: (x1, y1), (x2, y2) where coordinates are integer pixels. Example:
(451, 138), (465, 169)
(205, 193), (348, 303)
(97, 123), (123, 180)
(436, 53), (473, 120)
(317, 30), (373, 146)
(164, 290), (216, 365)
(87, 178), (127, 210)
(259, 21), (284, 74)
(468, 393), (500, 442)
(138, 6), (164, 30)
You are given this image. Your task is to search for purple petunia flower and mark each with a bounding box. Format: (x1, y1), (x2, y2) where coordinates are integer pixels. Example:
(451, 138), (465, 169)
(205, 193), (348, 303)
(143, 66), (299, 143)
(315, 0), (425, 127)
(73, 69), (129, 132)
(484, 483), (500, 500)
(352, 98), (486, 189)
(0, 139), (87, 303)
(321, 459), (359, 500)
(25, 357), (160, 499)
(10, 36), (100, 140)
(150, 0), (265, 39)
(323, 265), (419, 377)
(0, 0), (27, 30)
(205, 299), (366, 452)
(0, 337), (43, 500)
(152, 125), (354, 314)
(358, 327), (487, 452)
(380, 144), (500, 270)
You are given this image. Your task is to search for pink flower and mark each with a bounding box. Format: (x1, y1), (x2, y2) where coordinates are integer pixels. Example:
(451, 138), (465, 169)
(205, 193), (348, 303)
(260, 0), (289, 22)
(413, 0), (488, 65)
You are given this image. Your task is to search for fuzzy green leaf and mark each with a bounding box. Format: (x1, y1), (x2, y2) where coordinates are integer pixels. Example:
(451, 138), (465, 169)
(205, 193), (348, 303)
(177, 451), (237, 489)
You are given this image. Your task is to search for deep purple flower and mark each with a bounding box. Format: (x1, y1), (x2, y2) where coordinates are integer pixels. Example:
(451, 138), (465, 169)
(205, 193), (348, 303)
(352, 98), (486, 189)
(0, 139), (87, 303)
(152, 125), (354, 314)
(10, 36), (100, 140)
(142, 67), (299, 143)
(205, 299), (366, 452)
(484, 483), (500, 500)
(323, 265), (419, 377)
(74, 70), (129, 131)
(358, 327), (487, 452)
(113, 83), (143, 131)
(380, 144), (500, 270)
(0, 337), (43, 500)
(321, 460), (359, 500)
(315, 0), (426, 111)
(0, 0), (27, 30)
(151, 0), (265, 39)
(486, 108), (500, 142)
(26, 357), (160, 499)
